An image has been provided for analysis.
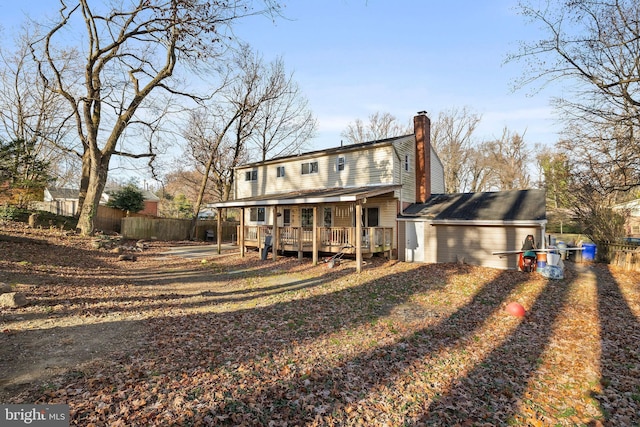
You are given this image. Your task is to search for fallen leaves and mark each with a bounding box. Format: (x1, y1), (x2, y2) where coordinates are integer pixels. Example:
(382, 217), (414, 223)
(0, 221), (639, 425)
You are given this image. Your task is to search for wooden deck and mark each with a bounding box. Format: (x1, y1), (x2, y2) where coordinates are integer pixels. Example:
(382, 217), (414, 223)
(242, 226), (393, 254)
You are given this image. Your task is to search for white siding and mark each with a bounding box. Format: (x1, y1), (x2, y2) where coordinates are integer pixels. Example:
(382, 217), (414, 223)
(390, 137), (416, 205)
(430, 147), (445, 193)
(421, 223), (543, 269)
(236, 145), (398, 199)
(399, 219), (545, 269)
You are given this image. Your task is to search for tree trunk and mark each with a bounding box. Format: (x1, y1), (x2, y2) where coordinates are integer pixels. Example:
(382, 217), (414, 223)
(76, 149), (91, 218)
(76, 153), (110, 235)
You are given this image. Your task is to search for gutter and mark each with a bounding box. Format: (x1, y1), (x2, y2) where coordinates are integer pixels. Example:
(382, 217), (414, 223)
(396, 218), (548, 227)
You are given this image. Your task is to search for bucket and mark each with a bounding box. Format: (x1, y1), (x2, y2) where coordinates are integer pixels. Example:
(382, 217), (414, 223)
(582, 242), (596, 261)
(547, 252), (560, 266)
(536, 252), (547, 269)
(557, 241), (567, 259)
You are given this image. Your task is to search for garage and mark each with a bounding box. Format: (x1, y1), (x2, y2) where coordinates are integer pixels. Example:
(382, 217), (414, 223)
(398, 189), (547, 270)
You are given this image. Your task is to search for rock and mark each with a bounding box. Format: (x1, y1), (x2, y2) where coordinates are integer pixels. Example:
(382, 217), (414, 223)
(111, 247), (123, 254)
(0, 292), (28, 308)
(0, 282), (12, 293)
(28, 213), (38, 228)
(117, 254), (137, 261)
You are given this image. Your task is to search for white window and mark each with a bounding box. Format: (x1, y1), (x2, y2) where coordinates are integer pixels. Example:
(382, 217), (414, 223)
(404, 155), (410, 172)
(337, 156), (345, 171)
(245, 170), (258, 181)
(250, 207), (265, 222)
(277, 166), (285, 177)
(301, 161), (318, 175)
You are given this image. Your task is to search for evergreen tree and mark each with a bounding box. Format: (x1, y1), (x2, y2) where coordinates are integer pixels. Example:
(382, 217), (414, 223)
(106, 185), (145, 214)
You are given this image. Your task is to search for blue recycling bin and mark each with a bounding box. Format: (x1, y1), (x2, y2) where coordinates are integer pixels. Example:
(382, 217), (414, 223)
(582, 242), (596, 261)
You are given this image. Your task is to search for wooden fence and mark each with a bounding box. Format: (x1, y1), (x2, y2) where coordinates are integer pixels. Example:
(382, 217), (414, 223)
(34, 203), (132, 233)
(596, 241), (640, 271)
(121, 218), (238, 241)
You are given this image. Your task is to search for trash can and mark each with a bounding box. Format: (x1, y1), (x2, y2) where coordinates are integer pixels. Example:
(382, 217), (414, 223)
(582, 242), (596, 261)
(536, 252), (547, 269)
(261, 235), (272, 260)
(557, 241), (567, 260)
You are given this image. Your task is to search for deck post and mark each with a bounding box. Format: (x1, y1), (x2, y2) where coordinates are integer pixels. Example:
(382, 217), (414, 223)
(312, 206), (318, 265)
(356, 202), (362, 273)
(240, 208), (245, 258)
(298, 226), (303, 260)
(272, 206), (278, 261)
(216, 209), (222, 254)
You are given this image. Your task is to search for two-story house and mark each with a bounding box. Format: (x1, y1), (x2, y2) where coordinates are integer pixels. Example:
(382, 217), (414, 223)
(210, 111), (547, 271)
(210, 111), (445, 272)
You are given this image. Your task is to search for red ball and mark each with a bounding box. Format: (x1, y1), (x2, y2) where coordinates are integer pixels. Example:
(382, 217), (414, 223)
(506, 302), (526, 317)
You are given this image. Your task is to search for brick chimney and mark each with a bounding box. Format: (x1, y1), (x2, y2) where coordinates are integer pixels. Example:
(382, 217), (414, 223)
(413, 111), (431, 203)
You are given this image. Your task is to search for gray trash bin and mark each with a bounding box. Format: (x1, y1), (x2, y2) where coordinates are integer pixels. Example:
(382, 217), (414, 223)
(261, 235), (272, 260)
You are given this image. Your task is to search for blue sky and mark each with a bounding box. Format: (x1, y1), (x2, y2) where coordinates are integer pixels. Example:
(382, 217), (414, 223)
(1, 1), (561, 161)
(232, 0), (562, 150)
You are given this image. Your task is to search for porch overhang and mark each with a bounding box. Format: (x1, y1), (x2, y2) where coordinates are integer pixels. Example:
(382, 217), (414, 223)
(208, 185), (401, 208)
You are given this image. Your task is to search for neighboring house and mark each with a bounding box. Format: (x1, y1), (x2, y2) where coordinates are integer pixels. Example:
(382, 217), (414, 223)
(613, 199), (640, 237)
(43, 188), (79, 217)
(210, 111), (445, 271)
(398, 189), (547, 270)
(102, 189), (160, 217)
(198, 208), (216, 219)
(43, 187), (160, 217)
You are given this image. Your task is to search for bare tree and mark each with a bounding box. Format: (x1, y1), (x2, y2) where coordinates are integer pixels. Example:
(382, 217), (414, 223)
(341, 112), (412, 144)
(511, 0), (640, 242)
(28, 0), (281, 235)
(466, 144), (495, 192)
(0, 27), (77, 189)
(483, 128), (532, 191)
(182, 46), (309, 237)
(511, 0), (640, 190)
(431, 107), (482, 193)
(248, 57), (317, 162)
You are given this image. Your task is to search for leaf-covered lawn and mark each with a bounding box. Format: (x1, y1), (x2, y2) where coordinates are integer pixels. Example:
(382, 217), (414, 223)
(1, 222), (639, 426)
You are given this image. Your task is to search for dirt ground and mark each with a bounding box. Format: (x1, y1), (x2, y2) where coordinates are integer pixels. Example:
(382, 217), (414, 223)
(2, 221), (639, 425)
(0, 221), (307, 402)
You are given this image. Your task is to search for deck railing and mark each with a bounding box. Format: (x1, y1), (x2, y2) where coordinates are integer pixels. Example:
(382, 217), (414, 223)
(242, 225), (393, 253)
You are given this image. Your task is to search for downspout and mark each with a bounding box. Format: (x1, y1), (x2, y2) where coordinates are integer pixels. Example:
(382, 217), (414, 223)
(392, 144), (404, 262)
(392, 145), (403, 214)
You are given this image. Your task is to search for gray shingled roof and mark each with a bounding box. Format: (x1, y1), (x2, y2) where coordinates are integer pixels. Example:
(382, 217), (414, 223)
(210, 185), (401, 208)
(240, 135), (415, 168)
(402, 189), (546, 222)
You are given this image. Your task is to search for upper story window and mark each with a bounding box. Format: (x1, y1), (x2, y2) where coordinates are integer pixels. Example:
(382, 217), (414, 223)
(301, 161), (318, 175)
(337, 156), (345, 172)
(404, 155), (410, 172)
(245, 170), (258, 181)
(277, 166), (285, 177)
